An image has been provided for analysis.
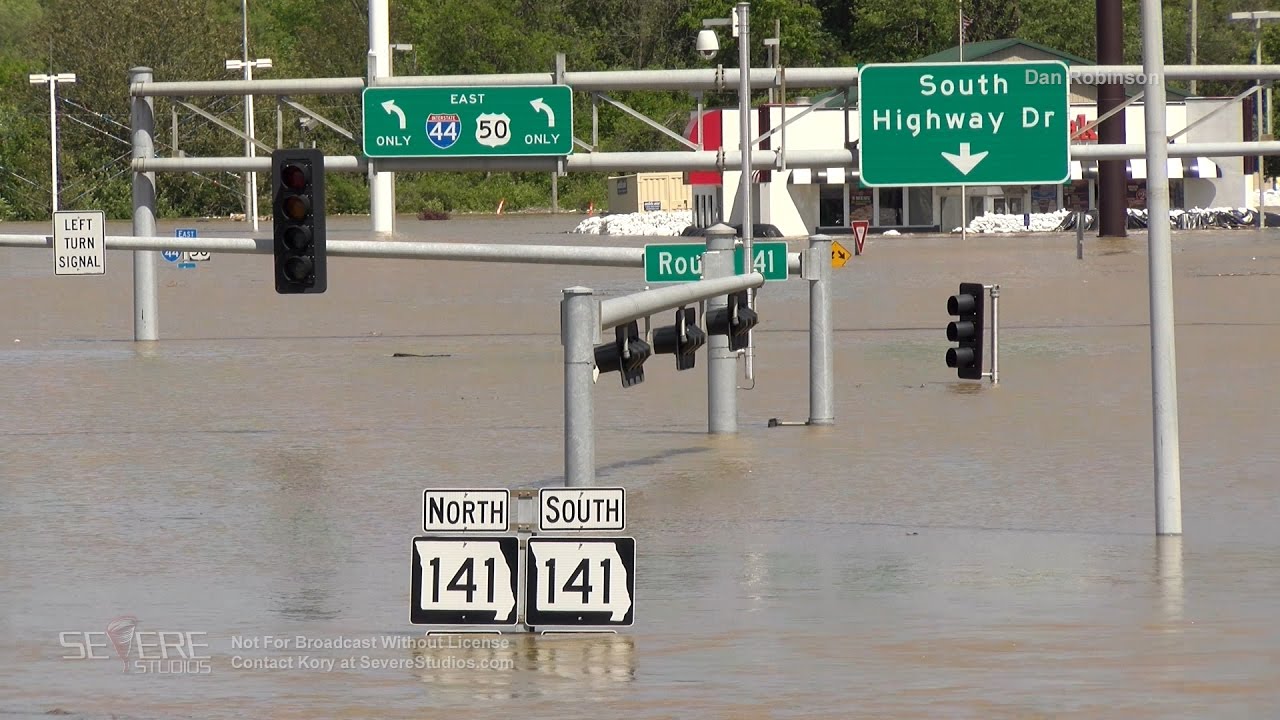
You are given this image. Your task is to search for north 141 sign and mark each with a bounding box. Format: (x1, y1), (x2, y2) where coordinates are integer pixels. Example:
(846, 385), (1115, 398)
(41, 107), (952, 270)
(857, 61), (1069, 187)
(410, 537), (519, 625)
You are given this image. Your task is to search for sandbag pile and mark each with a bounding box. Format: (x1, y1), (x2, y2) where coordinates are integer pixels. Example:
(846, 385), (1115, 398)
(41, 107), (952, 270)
(571, 211), (693, 236)
(962, 210), (1074, 233)
(959, 207), (1278, 233)
(1052, 207), (1272, 231)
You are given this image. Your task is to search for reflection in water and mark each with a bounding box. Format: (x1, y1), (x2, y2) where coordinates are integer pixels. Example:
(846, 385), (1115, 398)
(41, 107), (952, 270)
(408, 633), (635, 704)
(132, 342), (160, 359)
(1156, 535), (1185, 631)
(256, 446), (343, 622)
(945, 381), (986, 396)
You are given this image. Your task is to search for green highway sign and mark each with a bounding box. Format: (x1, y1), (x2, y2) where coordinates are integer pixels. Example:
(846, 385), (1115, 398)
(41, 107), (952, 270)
(644, 241), (789, 284)
(857, 61), (1069, 187)
(362, 85), (573, 158)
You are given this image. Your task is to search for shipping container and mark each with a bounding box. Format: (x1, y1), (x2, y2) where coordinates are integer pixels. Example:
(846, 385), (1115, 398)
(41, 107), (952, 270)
(606, 172), (693, 214)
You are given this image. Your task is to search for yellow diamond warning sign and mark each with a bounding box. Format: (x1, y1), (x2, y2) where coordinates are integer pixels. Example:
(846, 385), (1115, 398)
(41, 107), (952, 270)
(831, 240), (851, 268)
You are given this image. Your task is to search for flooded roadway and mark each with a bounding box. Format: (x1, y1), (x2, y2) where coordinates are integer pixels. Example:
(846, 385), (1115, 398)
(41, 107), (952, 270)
(2, 214), (1279, 718)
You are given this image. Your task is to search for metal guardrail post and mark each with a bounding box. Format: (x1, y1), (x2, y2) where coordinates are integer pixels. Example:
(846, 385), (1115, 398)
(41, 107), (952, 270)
(989, 285), (1000, 385)
(704, 224), (737, 433)
(129, 67), (159, 342)
(806, 234), (834, 425)
(1076, 211), (1085, 259)
(561, 287), (598, 487)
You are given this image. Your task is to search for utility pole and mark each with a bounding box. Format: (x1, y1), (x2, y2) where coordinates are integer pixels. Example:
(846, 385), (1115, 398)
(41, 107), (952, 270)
(28, 72), (76, 213)
(1097, 0), (1127, 238)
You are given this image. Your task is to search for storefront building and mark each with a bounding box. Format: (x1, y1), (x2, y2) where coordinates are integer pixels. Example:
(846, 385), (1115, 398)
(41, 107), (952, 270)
(684, 39), (1247, 235)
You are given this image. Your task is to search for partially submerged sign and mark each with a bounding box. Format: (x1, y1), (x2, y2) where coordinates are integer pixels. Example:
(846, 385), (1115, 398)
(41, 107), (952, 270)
(53, 211), (105, 275)
(411, 536), (520, 625)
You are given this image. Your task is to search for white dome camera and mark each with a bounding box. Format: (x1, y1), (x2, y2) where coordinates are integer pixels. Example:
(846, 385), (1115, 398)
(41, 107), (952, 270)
(696, 29), (720, 60)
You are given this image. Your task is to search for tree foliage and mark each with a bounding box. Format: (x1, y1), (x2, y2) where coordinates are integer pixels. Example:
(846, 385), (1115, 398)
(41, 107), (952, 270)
(0, 0), (1274, 220)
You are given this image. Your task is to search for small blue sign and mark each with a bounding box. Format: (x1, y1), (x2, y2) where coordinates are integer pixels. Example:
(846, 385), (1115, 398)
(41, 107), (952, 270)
(170, 229), (198, 267)
(177, 262), (197, 269)
(426, 113), (461, 149)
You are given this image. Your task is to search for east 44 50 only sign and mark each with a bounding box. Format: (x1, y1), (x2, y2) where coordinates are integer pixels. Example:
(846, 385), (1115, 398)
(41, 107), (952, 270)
(857, 61), (1069, 187)
(362, 85), (573, 158)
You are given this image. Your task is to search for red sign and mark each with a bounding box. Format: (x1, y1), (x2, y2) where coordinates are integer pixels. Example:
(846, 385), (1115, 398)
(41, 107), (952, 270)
(1069, 114), (1097, 142)
(850, 220), (869, 256)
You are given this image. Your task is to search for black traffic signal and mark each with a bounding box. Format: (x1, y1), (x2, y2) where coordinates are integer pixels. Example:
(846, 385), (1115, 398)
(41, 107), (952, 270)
(653, 306), (707, 371)
(706, 290), (759, 352)
(595, 321), (652, 388)
(271, 148), (326, 294)
(946, 282), (985, 379)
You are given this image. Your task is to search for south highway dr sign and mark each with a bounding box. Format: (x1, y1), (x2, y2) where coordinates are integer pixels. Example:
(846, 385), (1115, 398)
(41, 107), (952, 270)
(857, 61), (1069, 187)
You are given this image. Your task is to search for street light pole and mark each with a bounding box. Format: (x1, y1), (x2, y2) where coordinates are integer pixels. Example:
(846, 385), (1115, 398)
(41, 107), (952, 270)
(736, 1), (753, 290)
(1231, 10), (1280, 229)
(28, 72), (76, 214)
(225, 58), (271, 231)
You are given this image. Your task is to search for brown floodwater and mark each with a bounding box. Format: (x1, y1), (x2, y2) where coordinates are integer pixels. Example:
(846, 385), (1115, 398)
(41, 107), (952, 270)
(2, 213), (1279, 719)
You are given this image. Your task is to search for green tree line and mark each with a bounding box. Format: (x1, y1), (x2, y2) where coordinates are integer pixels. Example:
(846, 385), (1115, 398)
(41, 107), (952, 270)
(0, 0), (1275, 221)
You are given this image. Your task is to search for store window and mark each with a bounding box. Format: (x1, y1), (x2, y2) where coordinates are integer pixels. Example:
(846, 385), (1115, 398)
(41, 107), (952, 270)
(968, 195), (985, 220)
(850, 188), (873, 223)
(994, 196), (1024, 214)
(1030, 185), (1058, 213)
(819, 185), (844, 226)
(908, 187), (933, 226)
(879, 187), (904, 225)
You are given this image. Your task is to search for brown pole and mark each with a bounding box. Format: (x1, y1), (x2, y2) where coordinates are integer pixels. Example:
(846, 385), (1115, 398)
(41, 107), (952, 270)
(1097, 0), (1127, 237)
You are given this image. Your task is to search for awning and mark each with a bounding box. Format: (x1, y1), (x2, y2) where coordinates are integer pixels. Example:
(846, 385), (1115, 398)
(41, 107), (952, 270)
(1070, 158), (1223, 181)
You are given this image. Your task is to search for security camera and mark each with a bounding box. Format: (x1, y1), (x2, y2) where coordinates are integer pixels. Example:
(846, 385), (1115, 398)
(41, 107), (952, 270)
(696, 29), (720, 59)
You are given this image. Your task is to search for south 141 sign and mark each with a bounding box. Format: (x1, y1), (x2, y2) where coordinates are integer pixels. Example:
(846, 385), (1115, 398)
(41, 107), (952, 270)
(857, 61), (1069, 187)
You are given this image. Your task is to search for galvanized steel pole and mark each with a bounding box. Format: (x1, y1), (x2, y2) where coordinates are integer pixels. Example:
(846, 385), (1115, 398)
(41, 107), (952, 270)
(369, 0), (394, 236)
(704, 224), (738, 433)
(1141, 0), (1184, 535)
(561, 287), (597, 487)
(807, 234), (834, 425)
(129, 67), (159, 342)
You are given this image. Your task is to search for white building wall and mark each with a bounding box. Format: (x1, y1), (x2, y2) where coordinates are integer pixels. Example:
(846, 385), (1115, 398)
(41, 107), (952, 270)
(1185, 97), (1247, 209)
(711, 98), (1244, 235)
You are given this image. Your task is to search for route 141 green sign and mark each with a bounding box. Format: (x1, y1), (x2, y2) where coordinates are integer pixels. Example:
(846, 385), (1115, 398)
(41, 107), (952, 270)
(362, 85), (573, 158)
(857, 61), (1069, 187)
(644, 241), (789, 283)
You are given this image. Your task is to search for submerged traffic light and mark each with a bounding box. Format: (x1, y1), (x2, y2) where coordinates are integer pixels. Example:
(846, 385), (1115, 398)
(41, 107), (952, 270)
(653, 306), (707, 371)
(595, 320), (652, 387)
(946, 282), (985, 379)
(271, 148), (326, 294)
(706, 290), (759, 352)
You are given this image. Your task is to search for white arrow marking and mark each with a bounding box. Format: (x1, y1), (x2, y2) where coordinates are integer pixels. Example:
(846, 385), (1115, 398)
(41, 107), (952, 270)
(941, 143), (989, 175)
(530, 98), (556, 127)
(381, 99), (406, 130)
